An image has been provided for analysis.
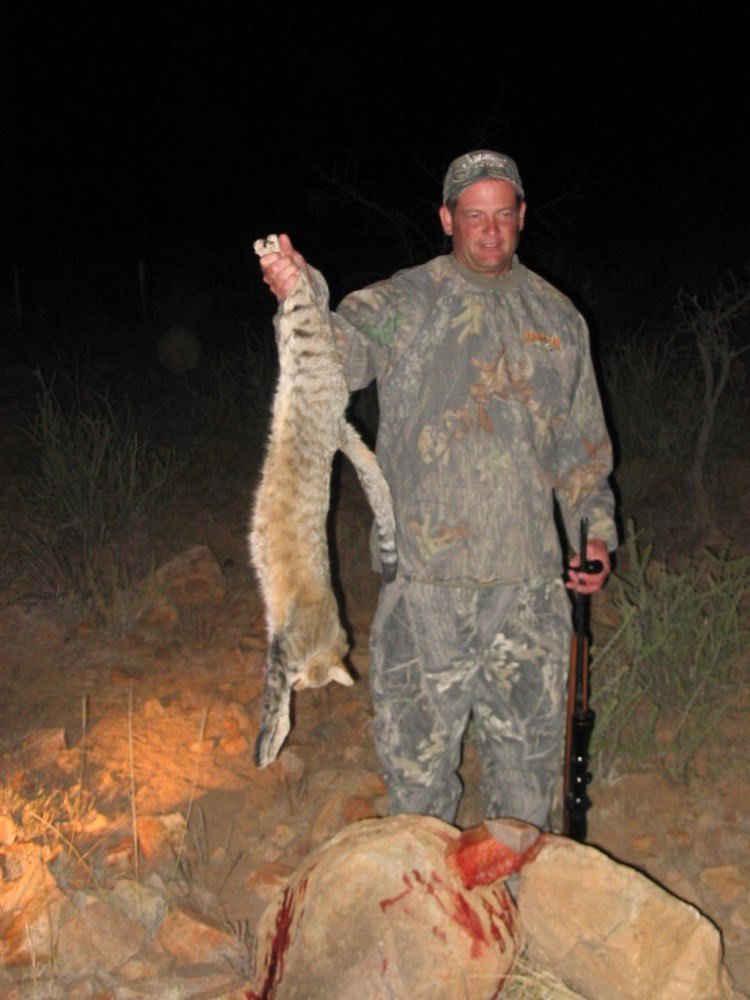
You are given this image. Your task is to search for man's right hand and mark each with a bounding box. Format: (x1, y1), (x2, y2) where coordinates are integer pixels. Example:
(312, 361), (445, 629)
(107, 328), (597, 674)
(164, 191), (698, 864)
(257, 233), (310, 301)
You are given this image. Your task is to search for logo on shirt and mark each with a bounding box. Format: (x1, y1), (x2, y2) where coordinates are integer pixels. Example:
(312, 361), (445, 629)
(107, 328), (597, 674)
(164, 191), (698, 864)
(524, 330), (561, 353)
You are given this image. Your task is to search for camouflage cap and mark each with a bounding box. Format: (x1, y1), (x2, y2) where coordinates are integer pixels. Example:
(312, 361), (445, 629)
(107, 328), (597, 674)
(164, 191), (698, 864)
(442, 150), (524, 204)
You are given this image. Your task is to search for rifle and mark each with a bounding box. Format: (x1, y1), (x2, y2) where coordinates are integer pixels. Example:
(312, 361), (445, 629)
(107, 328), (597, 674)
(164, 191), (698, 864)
(563, 517), (602, 842)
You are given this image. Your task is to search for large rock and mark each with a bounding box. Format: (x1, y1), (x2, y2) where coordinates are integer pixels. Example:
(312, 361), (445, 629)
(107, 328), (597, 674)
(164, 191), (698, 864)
(151, 545), (227, 609)
(55, 896), (146, 976)
(0, 845), (70, 966)
(249, 815), (522, 1000)
(518, 834), (735, 1000)
(157, 901), (243, 966)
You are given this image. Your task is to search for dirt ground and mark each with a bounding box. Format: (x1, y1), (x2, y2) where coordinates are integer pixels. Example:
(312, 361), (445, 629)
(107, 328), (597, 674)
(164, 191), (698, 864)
(1, 421), (748, 996)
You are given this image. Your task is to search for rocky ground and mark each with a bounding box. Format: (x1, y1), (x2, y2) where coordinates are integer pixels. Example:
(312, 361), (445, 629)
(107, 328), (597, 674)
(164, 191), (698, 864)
(0, 426), (748, 997)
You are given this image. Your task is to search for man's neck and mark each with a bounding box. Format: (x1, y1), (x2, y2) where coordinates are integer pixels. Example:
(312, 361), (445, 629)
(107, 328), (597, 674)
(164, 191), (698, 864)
(449, 254), (524, 290)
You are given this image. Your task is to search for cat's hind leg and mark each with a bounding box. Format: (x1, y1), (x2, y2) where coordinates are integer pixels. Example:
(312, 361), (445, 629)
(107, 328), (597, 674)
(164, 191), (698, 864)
(254, 634), (293, 768)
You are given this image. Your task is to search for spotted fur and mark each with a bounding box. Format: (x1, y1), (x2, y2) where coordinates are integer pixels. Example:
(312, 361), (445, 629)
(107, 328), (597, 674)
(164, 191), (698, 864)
(250, 235), (396, 767)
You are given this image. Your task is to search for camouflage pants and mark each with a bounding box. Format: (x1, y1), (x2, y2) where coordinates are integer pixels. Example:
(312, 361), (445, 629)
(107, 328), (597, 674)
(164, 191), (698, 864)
(369, 576), (572, 828)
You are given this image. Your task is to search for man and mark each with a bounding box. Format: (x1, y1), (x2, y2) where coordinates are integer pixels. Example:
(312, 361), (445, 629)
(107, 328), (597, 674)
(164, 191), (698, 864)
(259, 150), (617, 830)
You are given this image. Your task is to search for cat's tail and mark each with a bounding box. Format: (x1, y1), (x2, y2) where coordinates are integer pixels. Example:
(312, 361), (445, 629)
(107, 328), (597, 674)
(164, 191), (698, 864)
(342, 423), (398, 583)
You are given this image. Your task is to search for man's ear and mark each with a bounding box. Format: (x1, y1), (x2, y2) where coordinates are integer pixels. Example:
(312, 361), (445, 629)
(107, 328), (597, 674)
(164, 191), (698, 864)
(518, 201), (527, 231)
(439, 204), (453, 237)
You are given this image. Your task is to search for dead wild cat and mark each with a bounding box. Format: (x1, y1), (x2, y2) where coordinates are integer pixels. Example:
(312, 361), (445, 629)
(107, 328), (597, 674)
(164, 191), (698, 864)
(250, 235), (396, 768)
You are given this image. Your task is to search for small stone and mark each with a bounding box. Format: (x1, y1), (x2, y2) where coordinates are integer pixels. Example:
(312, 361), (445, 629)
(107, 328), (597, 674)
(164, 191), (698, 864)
(136, 812), (187, 863)
(219, 733), (248, 756)
(662, 869), (701, 907)
(222, 713), (240, 737)
(14, 727), (67, 769)
(486, 817), (541, 855)
(67, 981), (115, 1000)
(278, 750), (306, 779)
(342, 795), (378, 823)
(157, 902), (240, 965)
(211, 845), (228, 866)
(310, 790), (347, 842)
(70, 619), (95, 637)
(117, 943), (171, 981)
(166, 967), (247, 999)
(110, 878), (168, 934)
(697, 810), (716, 830)
(691, 747), (711, 778)
(346, 768), (388, 798)
(189, 883), (224, 916)
(246, 861), (295, 901)
(190, 737), (216, 754)
(700, 865), (746, 905)
(144, 603), (180, 630)
(666, 826), (693, 850)
(56, 898), (146, 976)
(143, 697), (166, 720)
(631, 832), (657, 854)
(373, 793), (390, 816)
(151, 545), (226, 608)
(240, 633), (266, 655)
(729, 899), (750, 932)
(271, 824), (296, 848)
(0, 814), (17, 845)
(104, 836), (134, 871)
(78, 809), (111, 835)
(260, 840), (283, 863)
(224, 702), (253, 731)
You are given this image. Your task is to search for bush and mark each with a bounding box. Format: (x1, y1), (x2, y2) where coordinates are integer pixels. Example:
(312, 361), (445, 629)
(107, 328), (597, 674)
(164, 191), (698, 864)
(600, 299), (750, 540)
(601, 331), (702, 469)
(181, 332), (277, 440)
(17, 371), (182, 616)
(25, 372), (180, 544)
(591, 522), (750, 779)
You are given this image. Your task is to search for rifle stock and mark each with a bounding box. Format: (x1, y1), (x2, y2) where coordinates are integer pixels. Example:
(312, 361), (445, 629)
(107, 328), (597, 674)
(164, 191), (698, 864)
(563, 518), (597, 842)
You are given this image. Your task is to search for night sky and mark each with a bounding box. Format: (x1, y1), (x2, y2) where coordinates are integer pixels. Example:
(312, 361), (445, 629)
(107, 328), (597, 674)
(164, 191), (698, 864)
(5, 3), (748, 341)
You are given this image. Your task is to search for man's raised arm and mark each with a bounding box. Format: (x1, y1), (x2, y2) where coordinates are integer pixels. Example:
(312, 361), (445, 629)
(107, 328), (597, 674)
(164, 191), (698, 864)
(257, 233), (312, 300)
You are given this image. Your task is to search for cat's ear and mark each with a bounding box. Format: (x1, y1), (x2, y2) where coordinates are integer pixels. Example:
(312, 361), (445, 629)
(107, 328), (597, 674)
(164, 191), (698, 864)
(328, 664), (354, 687)
(295, 655), (353, 691)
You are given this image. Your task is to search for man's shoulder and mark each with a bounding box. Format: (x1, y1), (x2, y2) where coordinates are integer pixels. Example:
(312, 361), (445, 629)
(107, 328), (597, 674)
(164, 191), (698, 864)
(521, 266), (582, 322)
(341, 255), (448, 304)
(387, 254), (453, 288)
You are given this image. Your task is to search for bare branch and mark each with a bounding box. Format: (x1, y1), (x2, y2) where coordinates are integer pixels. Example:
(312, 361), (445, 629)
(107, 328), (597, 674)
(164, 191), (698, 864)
(676, 267), (750, 532)
(308, 156), (437, 264)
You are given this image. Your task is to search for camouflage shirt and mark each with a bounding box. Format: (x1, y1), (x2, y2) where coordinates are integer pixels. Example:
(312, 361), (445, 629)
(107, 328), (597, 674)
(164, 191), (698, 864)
(318, 253), (617, 584)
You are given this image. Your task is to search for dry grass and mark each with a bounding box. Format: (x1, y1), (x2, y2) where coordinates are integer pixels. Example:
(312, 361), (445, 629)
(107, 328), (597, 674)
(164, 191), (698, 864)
(591, 521), (750, 779)
(503, 956), (587, 999)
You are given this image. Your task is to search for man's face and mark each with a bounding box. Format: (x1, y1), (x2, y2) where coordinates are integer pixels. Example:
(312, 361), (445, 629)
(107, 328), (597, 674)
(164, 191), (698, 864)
(439, 178), (526, 278)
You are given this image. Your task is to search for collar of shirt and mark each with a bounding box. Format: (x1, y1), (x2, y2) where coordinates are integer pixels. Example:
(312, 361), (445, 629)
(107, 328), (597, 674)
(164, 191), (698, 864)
(449, 254), (526, 293)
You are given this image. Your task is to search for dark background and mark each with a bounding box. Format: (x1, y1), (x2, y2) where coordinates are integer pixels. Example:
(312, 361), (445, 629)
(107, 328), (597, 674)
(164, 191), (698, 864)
(3, 2), (748, 357)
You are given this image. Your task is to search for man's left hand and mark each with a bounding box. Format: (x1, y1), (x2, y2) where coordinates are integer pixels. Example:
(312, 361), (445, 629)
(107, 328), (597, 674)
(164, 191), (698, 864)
(566, 537), (610, 595)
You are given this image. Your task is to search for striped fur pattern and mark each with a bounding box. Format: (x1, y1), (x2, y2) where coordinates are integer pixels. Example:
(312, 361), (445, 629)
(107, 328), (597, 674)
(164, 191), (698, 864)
(250, 235), (397, 767)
